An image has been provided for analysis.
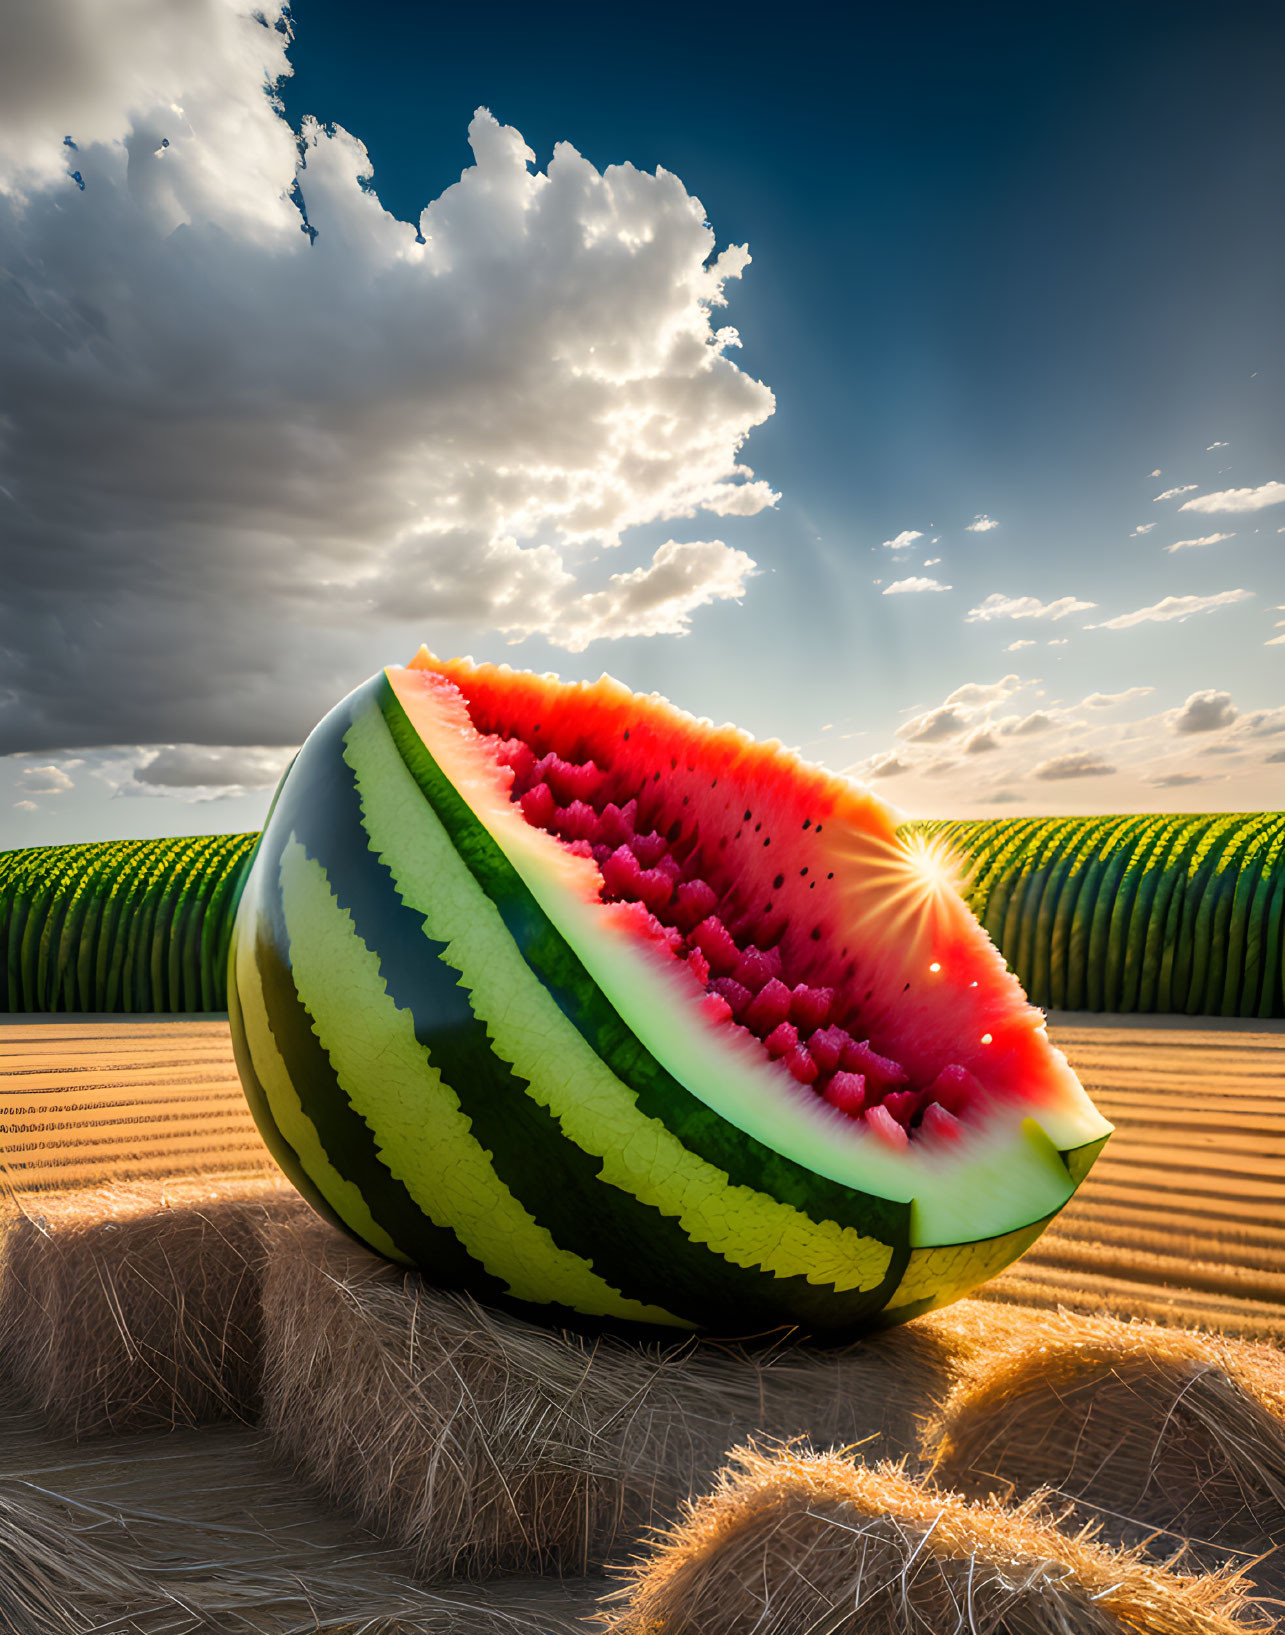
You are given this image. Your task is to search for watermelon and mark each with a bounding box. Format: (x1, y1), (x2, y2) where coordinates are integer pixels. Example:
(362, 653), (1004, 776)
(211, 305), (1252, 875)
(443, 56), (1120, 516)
(227, 652), (1112, 1335)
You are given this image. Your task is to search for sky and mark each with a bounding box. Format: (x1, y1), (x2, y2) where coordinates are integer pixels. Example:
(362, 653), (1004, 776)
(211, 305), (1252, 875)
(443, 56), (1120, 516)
(0, 0), (1282, 849)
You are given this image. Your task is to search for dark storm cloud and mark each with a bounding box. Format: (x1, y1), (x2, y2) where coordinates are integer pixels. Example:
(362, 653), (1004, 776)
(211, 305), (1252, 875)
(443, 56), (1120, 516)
(0, 2), (775, 753)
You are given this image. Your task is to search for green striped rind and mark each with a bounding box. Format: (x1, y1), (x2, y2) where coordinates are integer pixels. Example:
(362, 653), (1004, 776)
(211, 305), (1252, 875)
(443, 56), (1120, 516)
(915, 813), (1282, 1017)
(229, 678), (938, 1333)
(0, 836), (254, 1012)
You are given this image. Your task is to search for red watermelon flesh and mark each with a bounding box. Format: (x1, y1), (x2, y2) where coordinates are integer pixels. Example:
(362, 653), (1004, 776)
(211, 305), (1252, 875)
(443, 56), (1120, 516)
(411, 652), (1079, 1148)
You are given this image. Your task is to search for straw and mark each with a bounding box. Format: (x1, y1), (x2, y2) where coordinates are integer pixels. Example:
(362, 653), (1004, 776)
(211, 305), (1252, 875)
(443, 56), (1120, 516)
(601, 1443), (1273, 1635)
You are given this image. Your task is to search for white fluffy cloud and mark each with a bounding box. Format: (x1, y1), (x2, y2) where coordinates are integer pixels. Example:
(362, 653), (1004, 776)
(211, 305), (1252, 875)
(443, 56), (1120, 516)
(1031, 751), (1117, 780)
(945, 675), (1022, 707)
(1005, 639), (1035, 651)
(1129, 523), (1155, 537)
(1153, 485), (1198, 502)
(0, 1), (777, 753)
(965, 593), (1096, 623)
(881, 530), (924, 550)
(896, 706), (970, 744)
(965, 514), (997, 532)
(883, 576), (951, 595)
(1080, 686), (1155, 709)
(18, 762), (75, 794)
(1096, 589), (1253, 630)
(1169, 690), (1237, 735)
(1180, 482), (1285, 514)
(133, 744), (297, 789)
(1165, 533), (1235, 553)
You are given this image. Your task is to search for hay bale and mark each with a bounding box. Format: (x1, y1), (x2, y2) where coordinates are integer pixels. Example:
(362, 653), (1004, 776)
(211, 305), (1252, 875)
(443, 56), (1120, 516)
(259, 1213), (968, 1580)
(602, 1445), (1270, 1635)
(0, 1397), (602, 1635)
(0, 1175), (305, 1434)
(928, 1307), (1285, 1586)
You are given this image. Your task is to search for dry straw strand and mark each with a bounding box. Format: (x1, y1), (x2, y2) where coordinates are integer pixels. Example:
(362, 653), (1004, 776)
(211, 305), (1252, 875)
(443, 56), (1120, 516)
(927, 1305), (1285, 1591)
(601, 1444), (1273, 1635)
(259, 1213), (966, 1580)
(0, 1397), (603, 1634)
(0, 1174), (305, 1434)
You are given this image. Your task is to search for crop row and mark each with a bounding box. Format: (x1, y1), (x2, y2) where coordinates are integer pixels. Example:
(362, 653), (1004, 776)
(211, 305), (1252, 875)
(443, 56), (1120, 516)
(2, 812), (1281, 1016)
(0, 834), (257, 1013)
(920, 811), (1284, 1018)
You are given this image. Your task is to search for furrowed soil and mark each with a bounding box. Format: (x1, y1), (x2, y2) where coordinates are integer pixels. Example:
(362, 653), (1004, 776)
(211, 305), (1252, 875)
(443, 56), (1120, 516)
(1, 1012), (1282, 1340)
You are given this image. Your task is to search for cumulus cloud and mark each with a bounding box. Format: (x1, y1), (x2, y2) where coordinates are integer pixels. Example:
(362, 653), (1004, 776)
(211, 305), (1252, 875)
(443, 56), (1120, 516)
(133, 743), (297, 789)
(883, 576), (951, 595)
(1166, 533), (1235, 553)
(1095, 589), (1253, 630)
(1129, 523), (1155, 537)
(1148, 771), (1208, 787)
(896, 706), (970, 744)
(1180, 482), (1285, 514)
(19, 763), (74, 794)
(881, 530), (924, 551)
(0, 3), (777, 753)
(1002, 711), (1061, 736)
(1031, 751), (1117, 780)
(1149, 469), (1162, 477)
(1005, 639), (1035, 651)
(1265, 748), (1285, 763)
(1081, 686), (1155, 709)
(923, 557), (941, 567)
(965, 514), (998, 532)
(1153, 485), (1198, 502)
(1239, 706), (1285, 737)
(13, 799), (38, 812)
(1169, 690), (1237, 735)
(1269, 632), (1285, 647)
(966, 593), (1096, 623)
(861, 751), (911, 779)
(945, 675), (1022, 707)
(549, 539), (756, 650)
(962, 728), (998, 754)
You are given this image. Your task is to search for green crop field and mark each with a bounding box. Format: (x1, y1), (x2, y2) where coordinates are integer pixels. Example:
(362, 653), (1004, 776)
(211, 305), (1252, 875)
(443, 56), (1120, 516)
(0, 812), (1281, 1016)
(0, 834), (256, 1013)
(924, 811), (1285, 1018)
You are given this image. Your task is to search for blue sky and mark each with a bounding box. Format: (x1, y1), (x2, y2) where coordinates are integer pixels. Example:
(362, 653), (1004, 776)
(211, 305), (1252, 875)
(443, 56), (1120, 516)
(1, 0), (1281, 846)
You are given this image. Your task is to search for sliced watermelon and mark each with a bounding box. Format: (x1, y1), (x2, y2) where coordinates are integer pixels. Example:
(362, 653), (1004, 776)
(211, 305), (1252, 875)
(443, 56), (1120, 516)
(228, 652), (1112, 1335)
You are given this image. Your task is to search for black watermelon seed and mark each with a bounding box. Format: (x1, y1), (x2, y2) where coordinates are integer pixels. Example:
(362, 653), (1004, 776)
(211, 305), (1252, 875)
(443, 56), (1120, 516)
(800, 867), (809, 877)
(802, 818), (811, 829)
(653, 771), (660, 782)
(773, 873), (784, 890)
(671, 756), (677, 769)
(755, 822), (762, 832)
(815, 825), (823, 834)
(811, 927), (822, 941)
(809, 881), (815, 888)
(827, 872), (834, 880)
(903, 982), (910, 991)
(763, 903), (773, 914)
(744, 810), (752, 821)
(623, 729), (630, 740)
(763, 837), (771, 847)
(682, 795), (689, 806)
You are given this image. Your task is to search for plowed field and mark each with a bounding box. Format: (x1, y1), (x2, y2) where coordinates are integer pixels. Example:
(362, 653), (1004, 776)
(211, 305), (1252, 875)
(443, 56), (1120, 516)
(2, 1013), (1282, 1339)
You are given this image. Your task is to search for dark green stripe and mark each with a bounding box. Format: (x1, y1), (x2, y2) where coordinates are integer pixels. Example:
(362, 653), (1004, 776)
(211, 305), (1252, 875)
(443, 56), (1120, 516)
(287, 689), (904, 1331)
(377, 675), (912, 1258)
